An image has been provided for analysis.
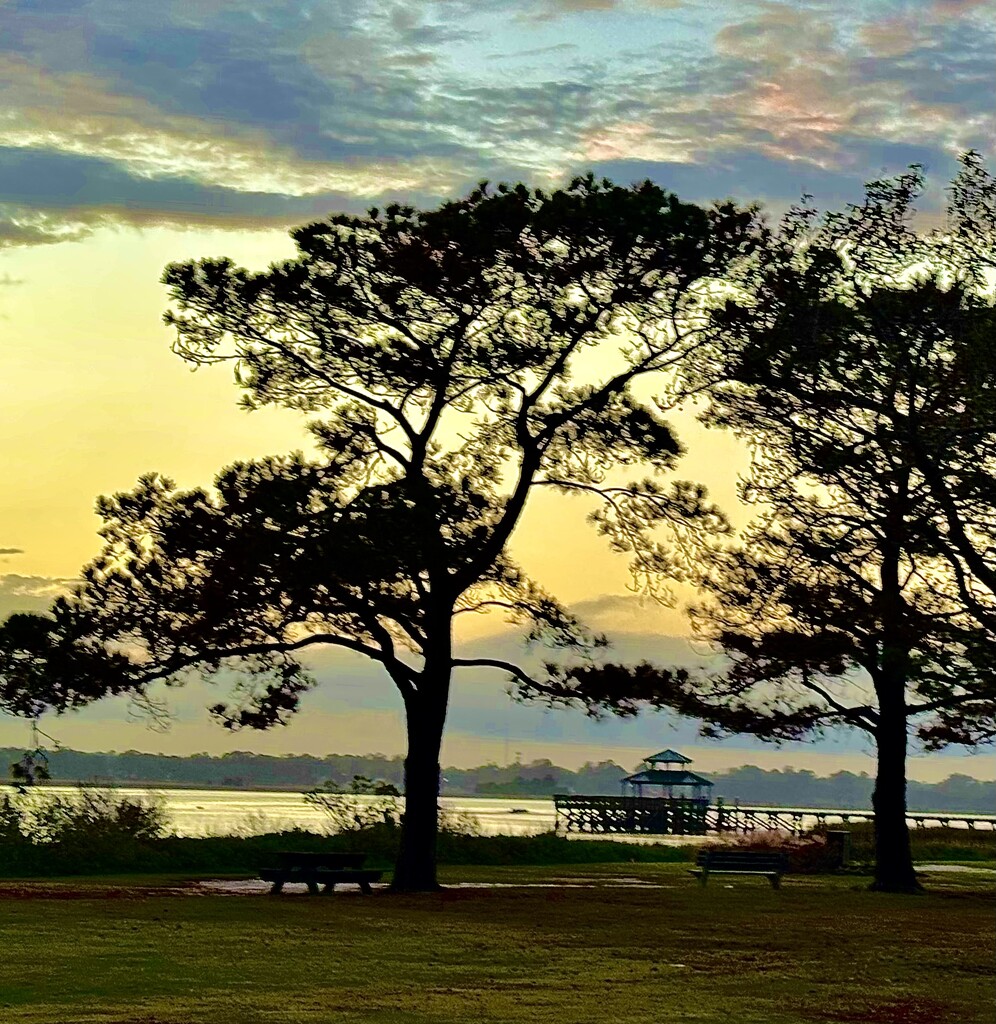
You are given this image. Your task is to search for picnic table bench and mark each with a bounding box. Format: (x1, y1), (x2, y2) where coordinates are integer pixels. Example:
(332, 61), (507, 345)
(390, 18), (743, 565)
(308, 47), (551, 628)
(689, 849), (789, 888)
(260, 852), (383, 894)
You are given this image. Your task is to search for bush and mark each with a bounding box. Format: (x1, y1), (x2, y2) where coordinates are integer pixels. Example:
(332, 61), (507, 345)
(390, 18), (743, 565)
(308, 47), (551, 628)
(705, 830), (841, 874)
(0, 787), (168, 875)
(704, 822), (996, 875)
(303, 777), (402, 834)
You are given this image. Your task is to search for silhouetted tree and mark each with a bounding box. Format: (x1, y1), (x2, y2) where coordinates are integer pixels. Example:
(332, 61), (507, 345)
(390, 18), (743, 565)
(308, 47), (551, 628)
(0, 178), (759, 890)
(525, 157), (996, 893)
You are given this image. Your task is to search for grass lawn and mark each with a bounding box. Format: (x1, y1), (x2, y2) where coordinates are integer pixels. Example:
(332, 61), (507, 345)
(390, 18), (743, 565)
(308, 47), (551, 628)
(0, 863), (992, 1024)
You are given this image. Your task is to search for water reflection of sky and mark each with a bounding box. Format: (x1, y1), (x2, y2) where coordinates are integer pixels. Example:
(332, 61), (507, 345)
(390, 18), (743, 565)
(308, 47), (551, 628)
(8, 786), (559, 837)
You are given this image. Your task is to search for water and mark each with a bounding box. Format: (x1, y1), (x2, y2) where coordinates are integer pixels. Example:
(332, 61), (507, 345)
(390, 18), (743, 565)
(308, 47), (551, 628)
(5, 787), (991, 838)
(3, 786), (559, 837)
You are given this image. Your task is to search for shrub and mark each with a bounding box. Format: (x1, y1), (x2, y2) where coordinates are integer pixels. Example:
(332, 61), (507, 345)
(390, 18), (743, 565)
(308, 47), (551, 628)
(303, 777), (402, 834)
(302, 778), (484, 844)
(707, 830), (841, 874)
(0, 787), (168, 875)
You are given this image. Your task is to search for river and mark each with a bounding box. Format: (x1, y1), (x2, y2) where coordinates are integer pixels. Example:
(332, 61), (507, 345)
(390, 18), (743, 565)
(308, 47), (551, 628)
(5, 786), (992, 838)
(4, 786), (559, 837)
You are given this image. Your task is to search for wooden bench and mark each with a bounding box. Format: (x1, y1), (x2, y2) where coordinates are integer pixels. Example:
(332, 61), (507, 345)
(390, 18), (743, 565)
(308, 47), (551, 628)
(689, 849), (789, 888)
(260, 852), (383, 894)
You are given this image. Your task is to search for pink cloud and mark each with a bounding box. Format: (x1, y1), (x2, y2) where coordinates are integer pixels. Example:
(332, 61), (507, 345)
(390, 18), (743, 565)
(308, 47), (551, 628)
(859, 17), (920, 58)
(582, 120), (700, 165)
(932, 0), (992, 15)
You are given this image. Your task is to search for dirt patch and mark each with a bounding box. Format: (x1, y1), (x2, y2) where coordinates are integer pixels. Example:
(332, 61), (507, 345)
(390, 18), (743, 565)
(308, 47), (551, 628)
(195, 878), (273, 894)
(450, 878), (670, 889)
(916, 863), (996, 873)
(0, 881), (198, 900)
(0, 877), (675, 899)
(193, 877), (675, 894)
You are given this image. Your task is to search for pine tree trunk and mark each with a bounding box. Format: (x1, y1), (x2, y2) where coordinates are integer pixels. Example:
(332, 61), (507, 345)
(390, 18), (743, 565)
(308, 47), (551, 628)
(870, 695), (921, 893)
(391, 699), (446, 893)
(871, 508), (921, 894)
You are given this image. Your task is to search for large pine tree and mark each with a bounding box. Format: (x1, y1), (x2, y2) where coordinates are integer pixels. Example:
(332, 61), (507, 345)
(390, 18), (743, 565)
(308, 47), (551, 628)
(0, 178), (758, 890)
(524, 156), (996, 892)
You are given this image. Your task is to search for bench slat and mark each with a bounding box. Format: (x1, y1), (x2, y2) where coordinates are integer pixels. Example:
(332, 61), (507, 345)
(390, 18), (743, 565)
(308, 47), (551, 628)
(313, 869), (383, 882)
(696, 851), (788, 866)
(689, 869), (780, 876)
(275, 852), (366, 869)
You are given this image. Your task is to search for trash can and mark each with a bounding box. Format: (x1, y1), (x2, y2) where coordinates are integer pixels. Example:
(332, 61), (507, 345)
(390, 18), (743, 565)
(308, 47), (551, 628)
(825, 830), (852, 868)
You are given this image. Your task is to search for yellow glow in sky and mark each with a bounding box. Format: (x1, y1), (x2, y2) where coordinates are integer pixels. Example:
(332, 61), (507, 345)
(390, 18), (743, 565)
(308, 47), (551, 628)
(0, 223), (746, 599)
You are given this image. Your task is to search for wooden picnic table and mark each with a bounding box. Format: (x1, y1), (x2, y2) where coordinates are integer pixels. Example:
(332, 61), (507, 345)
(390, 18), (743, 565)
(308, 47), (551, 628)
(259, 851), (383, 894)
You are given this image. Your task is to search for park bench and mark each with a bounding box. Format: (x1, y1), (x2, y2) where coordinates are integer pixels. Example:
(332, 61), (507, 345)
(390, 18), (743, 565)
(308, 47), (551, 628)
(259, 851), (383, 894)
(689, 849), (789, 888)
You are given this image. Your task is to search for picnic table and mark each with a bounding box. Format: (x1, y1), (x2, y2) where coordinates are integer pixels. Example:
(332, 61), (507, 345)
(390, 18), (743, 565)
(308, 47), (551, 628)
(259, 852), (383, 894)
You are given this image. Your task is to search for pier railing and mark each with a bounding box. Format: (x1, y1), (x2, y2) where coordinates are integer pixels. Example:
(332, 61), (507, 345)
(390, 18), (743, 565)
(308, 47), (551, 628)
(553, 794), (996, 836)
(553, 794), (710, 835)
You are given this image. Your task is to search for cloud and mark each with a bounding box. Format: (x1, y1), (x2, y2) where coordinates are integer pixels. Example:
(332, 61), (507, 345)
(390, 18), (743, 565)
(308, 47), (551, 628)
(0, 608), (973, 774)
(931, 0), (995, 16)
(0, 3), (481, 214)
(0, 573), (72, 621)
(486, 43), (579, 61)
(0, 621), (881, 765)
(486, 0), (684, 20)
(0, 0), (991, 246)
(0, 145), (453, 241)
(0, 51), (463, 196)
(568, 592), (697, 637)
(580, 2), (993, 208)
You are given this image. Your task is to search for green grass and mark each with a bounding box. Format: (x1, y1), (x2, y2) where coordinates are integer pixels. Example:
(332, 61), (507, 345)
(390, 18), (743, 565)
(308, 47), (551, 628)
(0, 863), (992, 1024)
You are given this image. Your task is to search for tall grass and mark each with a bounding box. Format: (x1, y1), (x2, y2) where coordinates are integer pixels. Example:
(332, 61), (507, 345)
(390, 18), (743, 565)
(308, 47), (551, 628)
(819, 821), (996, 864)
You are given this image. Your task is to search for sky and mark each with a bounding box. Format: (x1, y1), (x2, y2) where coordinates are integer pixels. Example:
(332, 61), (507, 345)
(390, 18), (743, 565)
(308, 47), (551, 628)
(1, 0), (995, 778)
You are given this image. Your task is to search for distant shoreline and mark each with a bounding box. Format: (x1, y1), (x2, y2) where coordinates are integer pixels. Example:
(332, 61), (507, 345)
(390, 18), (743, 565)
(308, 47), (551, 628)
(3, 746), (993, 813)
(0, 780), (549, 798)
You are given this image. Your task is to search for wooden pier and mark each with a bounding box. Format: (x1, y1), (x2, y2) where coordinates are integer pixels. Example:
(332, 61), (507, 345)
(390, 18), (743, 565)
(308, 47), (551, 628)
(554, 795), (996, 836)
(708, 805), (996, 835)
(553, 795), (710, 835)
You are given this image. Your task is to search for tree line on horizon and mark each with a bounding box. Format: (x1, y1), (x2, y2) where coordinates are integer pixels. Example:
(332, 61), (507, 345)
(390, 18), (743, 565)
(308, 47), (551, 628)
(3, 746), (992, 814)
(1, 154), (993, 893)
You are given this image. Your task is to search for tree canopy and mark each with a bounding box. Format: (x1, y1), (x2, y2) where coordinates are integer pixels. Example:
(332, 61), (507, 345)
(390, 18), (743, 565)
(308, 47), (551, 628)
(0, 176), (760, 889)
(525, 155), (996, 891)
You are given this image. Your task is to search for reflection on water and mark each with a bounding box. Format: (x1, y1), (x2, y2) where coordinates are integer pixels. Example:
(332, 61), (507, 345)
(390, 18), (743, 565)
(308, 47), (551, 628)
(3, 786), (560, 837)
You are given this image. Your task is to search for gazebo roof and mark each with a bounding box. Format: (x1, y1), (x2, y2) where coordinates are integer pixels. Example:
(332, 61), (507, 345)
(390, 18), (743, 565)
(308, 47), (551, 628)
(645, 749), (692, 765)
(623, 769), (713, 788)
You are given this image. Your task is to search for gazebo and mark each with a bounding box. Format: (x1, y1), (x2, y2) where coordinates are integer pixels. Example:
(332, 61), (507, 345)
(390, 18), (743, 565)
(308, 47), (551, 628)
(553, 748), (715, 835)
(621, 749), (713, 803)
